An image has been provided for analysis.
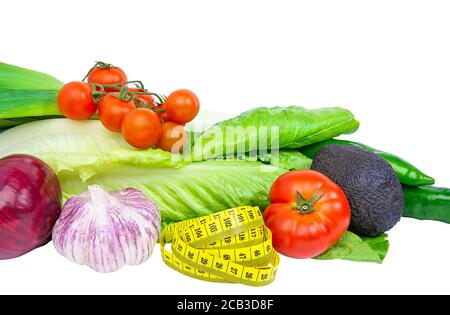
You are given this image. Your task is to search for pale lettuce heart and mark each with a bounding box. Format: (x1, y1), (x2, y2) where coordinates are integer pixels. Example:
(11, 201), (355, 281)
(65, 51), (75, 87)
(0, 118), (187, 180)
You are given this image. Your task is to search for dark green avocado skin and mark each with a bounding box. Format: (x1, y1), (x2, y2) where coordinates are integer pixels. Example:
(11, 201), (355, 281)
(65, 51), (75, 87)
(311, 144), (404, 236)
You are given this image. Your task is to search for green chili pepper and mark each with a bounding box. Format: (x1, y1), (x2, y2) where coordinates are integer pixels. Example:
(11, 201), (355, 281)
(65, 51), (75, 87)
(301, 139), (435, 186)
(403, 186), (450, 224)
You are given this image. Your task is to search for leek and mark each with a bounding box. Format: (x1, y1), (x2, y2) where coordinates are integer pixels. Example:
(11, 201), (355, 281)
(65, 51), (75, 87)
(0, 90), (60, 119)
(0, 62), (63, 90)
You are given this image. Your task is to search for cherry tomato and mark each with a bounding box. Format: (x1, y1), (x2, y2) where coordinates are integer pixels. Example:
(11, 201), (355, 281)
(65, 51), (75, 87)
(128, 88), (167, 122)
(57, 81), (97, 120)
(156, 122), (187, 153)
(98, 94), (135, 132)
(153, 104), (168, 122)
(127, 87), (142, 94)
(121, 108), (163, 149)
(87, 64), (127, 92)
(165, 89), (200, 124)
(128, 88), (156, 107)
(264, 170), (351, 259)
(138, 94), (156, 107)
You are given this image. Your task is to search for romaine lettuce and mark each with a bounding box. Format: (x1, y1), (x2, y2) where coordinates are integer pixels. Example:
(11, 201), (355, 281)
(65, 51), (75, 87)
(193, 106), (360, 160)
(59, 160), (283, 223)
(233, 150), (312, 170)
(0, 119), (283, 222)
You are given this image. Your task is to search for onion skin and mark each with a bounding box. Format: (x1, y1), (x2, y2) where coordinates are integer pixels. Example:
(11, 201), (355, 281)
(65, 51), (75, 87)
(52, 186), (161, 273)
(0, 154), (62, 260)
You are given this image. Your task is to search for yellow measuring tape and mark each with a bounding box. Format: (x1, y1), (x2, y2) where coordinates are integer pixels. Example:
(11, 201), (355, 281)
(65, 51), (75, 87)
(160, 206), (280, 286)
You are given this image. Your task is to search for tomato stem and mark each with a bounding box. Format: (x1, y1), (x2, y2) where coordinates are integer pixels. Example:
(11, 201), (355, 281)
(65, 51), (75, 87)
(294, 189), (325, 214)
(82, 61), (114, 82)
(89, 81), (167, 110)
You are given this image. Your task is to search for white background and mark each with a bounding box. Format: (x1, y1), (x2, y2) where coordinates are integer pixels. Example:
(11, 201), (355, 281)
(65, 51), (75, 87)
(0, 0), (449, 295)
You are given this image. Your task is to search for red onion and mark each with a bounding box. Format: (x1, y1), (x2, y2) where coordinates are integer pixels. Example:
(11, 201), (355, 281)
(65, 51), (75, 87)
(0, 154), (62, 259)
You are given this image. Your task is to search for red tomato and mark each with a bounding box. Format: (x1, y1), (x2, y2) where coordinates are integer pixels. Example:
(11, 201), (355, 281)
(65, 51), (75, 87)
(153, 104), (168, 122)
(128, 88), (167, 122)
(87, 64), (127, 92)
(165, 89), (200, 124)
(57, 81), (97, 120)
(264, 170), (351, 259)
(138, 94), (155, 107)
(156, 122), (186, 153)
(128, 88), (156, 108)
(121, 108), (163, 149)
(127, 88), (142, 94)
(98, 94), (135, 132)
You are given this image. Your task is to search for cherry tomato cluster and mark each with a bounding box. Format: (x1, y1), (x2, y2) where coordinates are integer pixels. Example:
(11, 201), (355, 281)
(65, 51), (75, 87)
(57, 61), (200, 151)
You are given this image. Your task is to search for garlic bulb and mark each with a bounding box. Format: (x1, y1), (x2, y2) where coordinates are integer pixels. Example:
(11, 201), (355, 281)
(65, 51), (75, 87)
(52, 185), (160, 273)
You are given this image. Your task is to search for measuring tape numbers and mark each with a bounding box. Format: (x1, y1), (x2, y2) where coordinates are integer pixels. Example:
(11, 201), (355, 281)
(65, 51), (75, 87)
(160, 206), (280, 286)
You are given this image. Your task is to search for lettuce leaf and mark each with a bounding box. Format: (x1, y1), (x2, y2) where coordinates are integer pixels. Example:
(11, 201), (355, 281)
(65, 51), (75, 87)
(361, 234), (390, 262)
(233, 150), (312, 170)
(59, 160), (284, 223)
(315, 232), (389, 263)
(193, 106), (359, 160)
(261, 150), (312, 170)
(0, 119), (187, 180)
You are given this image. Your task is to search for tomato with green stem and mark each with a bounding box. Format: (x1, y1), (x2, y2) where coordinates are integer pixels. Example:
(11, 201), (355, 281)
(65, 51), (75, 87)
(153, 104), (168, 122)
(128, 88), (156, 107)
(156, 122), (186, 153)
(86, 61), (127, 92)
(136, 94), (155, 108)
(98, 94), (135, 132)
(264, 170), (351, 259)
(165, 89), (200, 124)
(127, 88), (168, 122)
(57, 81), (97, 120)
(121, 108), (163, 149)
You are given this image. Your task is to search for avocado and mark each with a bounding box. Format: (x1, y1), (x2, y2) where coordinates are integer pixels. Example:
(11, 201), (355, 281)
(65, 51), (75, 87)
(311, 144), (404, 236)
